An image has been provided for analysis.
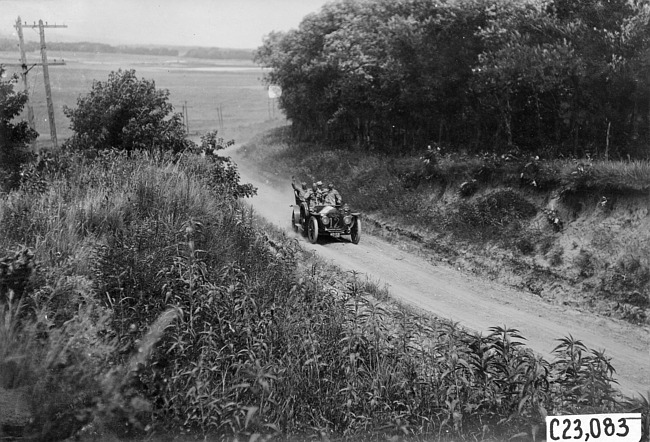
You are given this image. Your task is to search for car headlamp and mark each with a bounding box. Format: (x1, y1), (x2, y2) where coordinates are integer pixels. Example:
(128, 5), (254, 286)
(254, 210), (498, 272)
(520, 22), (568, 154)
(321, 215), (330, 225)
(343, 215), (352, 225)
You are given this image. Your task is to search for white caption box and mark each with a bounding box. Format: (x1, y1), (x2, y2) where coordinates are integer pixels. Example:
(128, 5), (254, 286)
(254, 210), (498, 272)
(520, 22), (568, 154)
(546, 413), (642, 442)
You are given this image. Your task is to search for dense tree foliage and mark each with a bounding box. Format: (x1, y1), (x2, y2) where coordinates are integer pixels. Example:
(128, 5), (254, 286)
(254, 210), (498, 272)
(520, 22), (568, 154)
(255, 0), (650, 158)
(63, 69), (191, 153)
(0, 66), (38, 190)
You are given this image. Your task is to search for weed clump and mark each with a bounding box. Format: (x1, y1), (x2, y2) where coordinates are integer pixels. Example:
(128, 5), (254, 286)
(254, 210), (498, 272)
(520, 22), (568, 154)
(515, 236), (535, 255)
(549, 248), (564, 267)
(561, 159), (650, 196)
(574, 249), (596, 278)
(446, 190), (537, 243)
(599, 255), (650, 308)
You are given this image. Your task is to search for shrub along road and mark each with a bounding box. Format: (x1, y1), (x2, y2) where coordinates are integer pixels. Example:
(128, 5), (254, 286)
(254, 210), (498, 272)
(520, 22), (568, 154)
(229, 147), (650, 399)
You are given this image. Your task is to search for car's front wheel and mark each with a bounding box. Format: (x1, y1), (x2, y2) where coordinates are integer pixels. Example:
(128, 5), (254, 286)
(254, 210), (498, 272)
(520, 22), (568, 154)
(307, 216), (319, 244)
(351, 218), (361, 244)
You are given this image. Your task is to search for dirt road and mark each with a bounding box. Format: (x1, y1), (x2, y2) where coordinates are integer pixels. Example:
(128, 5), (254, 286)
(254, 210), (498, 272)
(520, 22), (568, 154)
(229, 147), (649, 399)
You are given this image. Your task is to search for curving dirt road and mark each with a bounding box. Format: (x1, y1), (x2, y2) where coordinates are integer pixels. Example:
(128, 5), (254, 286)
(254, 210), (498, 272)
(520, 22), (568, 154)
(229, 147), (650, 399)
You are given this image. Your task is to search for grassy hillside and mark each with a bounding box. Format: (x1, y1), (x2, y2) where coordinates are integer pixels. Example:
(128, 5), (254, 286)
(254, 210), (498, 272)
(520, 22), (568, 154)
(0, 143), (647, 440)
(240, 129), (650, 327)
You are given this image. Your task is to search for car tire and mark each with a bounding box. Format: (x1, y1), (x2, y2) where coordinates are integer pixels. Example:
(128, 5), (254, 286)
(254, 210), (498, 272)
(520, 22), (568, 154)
(291, 210), (299, 233)
(351, 218), (361, 244)
(307, 216), (319, 244)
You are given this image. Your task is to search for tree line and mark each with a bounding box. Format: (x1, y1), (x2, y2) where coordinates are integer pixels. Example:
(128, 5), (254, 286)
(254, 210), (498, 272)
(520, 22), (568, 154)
(255, 0), (650, 159)
(0, 39), (180, 56)
(0, 39), (254, 60)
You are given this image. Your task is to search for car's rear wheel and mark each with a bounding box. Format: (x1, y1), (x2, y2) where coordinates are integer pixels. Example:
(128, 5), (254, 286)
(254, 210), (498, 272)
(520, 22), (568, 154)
(351, 218), (361, 244)
(307, 216), (319, 244)
(291, 210), (299, 233)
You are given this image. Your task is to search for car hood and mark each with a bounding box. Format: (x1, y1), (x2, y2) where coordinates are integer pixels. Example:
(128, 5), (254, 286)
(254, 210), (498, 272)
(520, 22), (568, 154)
(317, 206), (340, 216)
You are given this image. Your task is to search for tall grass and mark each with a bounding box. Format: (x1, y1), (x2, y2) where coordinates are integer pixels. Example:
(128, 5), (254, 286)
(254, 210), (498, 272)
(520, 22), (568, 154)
(559, 159), (650, 194)
(0, 147), (258, 438)
(1, 145), (647, 440)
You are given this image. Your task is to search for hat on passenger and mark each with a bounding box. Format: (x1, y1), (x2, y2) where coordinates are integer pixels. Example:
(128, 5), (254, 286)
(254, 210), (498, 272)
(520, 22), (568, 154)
(316, 181), (323, 186)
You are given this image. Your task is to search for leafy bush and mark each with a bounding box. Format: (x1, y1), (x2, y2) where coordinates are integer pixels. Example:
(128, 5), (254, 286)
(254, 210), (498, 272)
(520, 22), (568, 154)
(519, 159), (562, 190)
(574, 249), (596, 278)
(0, 259), (122, 440)
(0, 247), (34, 303)
(196, 129), (235, 155)
(0, 67), (38, 192)
(515, 236), (535, 256)
(549, 336), (620, 413)
(63, 69), (192, 153)
(446, 190), (538, 242)
(599, 255), (650, 308)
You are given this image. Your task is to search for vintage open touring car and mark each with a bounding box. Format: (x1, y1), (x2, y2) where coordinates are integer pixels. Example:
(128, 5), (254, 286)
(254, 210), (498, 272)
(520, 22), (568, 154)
(291, 188), (361, 244)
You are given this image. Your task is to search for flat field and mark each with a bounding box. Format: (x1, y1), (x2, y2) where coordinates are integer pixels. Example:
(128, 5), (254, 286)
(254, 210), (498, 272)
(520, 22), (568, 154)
(0, 50), (285, 146)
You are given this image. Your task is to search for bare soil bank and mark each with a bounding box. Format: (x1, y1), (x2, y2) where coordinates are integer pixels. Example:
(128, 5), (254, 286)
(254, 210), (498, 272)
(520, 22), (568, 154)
(369, 185), (650, 327)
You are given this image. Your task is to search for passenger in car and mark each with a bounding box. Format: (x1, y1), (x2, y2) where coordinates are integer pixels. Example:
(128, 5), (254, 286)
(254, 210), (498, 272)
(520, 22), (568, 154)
(307, 182), (320, 211)
(315, 181), (326, 204)
(324, 183), (342, 206)
(291, 176), (309, 202)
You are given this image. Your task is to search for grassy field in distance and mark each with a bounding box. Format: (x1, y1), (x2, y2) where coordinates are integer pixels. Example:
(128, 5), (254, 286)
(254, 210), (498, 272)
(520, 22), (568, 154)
(0, 50), (285, 147)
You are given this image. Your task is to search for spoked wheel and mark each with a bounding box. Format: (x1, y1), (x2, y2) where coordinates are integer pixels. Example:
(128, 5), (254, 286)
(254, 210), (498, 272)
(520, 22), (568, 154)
(291, 210), (299, 233)
(350, 218), (361, 244)
(307, 216), (319, 244)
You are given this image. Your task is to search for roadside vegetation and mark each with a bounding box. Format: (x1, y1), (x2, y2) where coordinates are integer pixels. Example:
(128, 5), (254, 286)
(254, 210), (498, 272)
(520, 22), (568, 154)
(1, 146), (647, 440)
(242, 131), (650, 326)
(0, 67), (38, 191)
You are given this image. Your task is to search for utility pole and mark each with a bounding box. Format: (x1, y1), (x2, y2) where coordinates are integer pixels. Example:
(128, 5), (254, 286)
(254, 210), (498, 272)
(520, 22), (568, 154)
(15, 17), (35, 133)
(11, 18), (67, 149)
(37, 19), (67, 149)
(183, 100), (189, 135)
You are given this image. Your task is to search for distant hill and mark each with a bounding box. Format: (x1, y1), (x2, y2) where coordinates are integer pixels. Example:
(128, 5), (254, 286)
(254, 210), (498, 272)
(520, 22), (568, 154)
(0, 38), (254, 60)
(182, 47), (253, 61)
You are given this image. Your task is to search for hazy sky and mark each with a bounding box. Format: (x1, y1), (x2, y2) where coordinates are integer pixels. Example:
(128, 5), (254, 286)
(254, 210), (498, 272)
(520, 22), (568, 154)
(0, 0), (332, 49)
